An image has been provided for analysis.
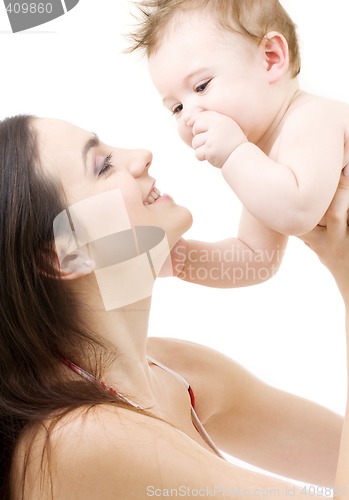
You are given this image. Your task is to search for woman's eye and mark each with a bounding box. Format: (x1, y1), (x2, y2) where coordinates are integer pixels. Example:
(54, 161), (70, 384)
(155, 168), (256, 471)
(172, 104), (183, 115)
(195, 79), (211, 93)
(97, 153), (113, 177)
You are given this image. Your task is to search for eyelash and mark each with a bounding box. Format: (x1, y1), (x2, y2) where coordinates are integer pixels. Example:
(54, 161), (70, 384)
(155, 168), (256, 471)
(98, 153), (113, 177)
(171, 79), (212, 115)
(194, 79), (211, 93)
(172, 104), (183, 115)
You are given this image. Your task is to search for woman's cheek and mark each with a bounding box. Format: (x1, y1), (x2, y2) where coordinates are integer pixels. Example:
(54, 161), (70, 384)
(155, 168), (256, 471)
(123, 196), (150, 226)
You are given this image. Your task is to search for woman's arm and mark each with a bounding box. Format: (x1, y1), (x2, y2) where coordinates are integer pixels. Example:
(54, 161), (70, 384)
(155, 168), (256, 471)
(148, 336), (342, 487)
(21, 404), (336, 499)
(300, 172), (349, 498)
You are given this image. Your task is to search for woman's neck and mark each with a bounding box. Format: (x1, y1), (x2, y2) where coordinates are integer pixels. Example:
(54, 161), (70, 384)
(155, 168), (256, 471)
(73, 275), (162, 407)
(92, 298), (151, 356)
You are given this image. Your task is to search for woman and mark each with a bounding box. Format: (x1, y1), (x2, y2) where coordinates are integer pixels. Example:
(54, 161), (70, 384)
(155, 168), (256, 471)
(0, 114), (347, 499)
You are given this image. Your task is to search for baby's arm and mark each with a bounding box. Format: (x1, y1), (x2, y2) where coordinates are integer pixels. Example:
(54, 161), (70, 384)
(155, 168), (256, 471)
(176, 208), (287, 288)
(193, 101), (344, 235)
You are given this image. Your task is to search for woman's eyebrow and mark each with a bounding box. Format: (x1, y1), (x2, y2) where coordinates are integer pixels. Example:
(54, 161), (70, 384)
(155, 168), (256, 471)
(82, 133), (100, 171)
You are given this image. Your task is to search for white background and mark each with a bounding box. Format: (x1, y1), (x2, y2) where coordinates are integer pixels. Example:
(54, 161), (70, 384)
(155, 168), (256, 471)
(0, 0), (348, 475)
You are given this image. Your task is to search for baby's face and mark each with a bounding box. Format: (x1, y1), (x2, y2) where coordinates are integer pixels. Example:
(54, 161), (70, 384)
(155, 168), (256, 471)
(149, 11), (270, 147)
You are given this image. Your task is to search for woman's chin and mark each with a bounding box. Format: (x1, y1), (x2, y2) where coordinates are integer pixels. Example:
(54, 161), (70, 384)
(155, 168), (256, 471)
(168, 206), (193, 244)
(182, 206), (193, 231)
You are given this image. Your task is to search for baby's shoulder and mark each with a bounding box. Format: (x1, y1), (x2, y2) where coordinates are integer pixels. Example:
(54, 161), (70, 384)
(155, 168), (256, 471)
(279, 91), (349, 140)
(287, 92), (349, 122)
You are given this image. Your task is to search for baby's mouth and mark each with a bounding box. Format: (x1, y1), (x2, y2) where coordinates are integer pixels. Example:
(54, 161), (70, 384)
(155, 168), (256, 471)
(144, 186), (161, 205)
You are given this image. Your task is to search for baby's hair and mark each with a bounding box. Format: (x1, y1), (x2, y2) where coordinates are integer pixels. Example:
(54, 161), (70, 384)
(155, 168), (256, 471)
(128, 0), (301, 78)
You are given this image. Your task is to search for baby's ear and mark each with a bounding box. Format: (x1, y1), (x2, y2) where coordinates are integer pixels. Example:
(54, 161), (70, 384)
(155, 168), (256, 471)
(262, 31), (290, 83)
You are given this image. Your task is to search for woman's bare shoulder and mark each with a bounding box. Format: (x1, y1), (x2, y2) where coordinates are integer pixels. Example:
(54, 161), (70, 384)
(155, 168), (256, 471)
(13, 391), (305, 499)
(147, 336), (221, 366)
(146, 336), (260, 420)
(147, 336), (252, 385)
(14, 405), (173, 499)
(14, 403), (233, 499)
(21, 404), (169, 463)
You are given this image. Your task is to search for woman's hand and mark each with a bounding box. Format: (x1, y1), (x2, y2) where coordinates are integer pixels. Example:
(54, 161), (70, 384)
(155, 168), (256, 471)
(299, 170), (349, 302)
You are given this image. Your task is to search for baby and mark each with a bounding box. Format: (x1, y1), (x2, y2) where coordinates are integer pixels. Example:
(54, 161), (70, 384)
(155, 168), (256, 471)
(128, 0), (349, 287)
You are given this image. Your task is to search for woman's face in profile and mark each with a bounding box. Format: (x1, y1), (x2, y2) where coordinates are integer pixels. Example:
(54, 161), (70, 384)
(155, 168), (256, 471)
(33, 118), (192, 246)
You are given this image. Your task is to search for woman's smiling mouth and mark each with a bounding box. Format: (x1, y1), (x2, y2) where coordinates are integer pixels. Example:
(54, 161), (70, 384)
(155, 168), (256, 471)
(144, 186), (161, 205)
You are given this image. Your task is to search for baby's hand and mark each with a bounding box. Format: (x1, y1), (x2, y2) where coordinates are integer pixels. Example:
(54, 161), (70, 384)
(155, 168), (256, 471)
(190, 111), (248, 168)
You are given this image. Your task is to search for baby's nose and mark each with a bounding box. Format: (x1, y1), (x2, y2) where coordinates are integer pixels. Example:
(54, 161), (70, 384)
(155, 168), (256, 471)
(186, 117), (195, 129)
(183, 106), (204, 131)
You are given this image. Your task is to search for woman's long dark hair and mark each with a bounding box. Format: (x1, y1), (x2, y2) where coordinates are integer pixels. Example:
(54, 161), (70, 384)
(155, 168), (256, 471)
(0, 116), (140, 498)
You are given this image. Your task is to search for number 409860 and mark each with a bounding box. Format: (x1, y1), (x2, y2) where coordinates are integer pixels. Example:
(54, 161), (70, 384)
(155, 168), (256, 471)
(6, 3), (53, 14)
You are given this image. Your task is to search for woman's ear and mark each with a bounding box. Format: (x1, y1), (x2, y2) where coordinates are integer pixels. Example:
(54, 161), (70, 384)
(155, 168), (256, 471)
(261, 31), (290, 83)
(58, 251), (95, 281)
(41, 248), (95, 281)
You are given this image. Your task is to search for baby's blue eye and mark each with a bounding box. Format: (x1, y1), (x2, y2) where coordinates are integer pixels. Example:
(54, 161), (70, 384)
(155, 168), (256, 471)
(195, 79), (212, 93)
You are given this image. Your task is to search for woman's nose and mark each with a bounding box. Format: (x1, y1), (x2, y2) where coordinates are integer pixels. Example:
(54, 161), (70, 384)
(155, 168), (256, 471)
(128, 149), (153, 177)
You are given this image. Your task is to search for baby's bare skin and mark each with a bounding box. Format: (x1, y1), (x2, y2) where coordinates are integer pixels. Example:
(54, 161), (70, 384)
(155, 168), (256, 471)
(149, 11), (348, 287)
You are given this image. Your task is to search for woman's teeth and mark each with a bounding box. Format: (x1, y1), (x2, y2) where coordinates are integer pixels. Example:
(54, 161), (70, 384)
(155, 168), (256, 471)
(144, 187), (161, 205)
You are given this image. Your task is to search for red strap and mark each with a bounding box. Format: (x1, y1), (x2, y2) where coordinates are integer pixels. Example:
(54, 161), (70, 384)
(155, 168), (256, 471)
(188, 386), (195, 409)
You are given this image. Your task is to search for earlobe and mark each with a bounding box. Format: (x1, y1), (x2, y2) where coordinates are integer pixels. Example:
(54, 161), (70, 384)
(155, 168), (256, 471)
(39, 246), (95, 281)
(58, 252), (95, 281)
(262, 31), (290, 83)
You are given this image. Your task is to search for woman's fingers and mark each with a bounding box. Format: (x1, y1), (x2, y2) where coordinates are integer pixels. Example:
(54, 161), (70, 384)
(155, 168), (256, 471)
(326, 172), (349, 241)
(298, 170), (349, 255)
(298, 225), (325, 253)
